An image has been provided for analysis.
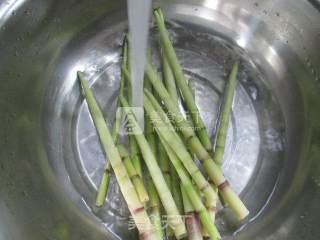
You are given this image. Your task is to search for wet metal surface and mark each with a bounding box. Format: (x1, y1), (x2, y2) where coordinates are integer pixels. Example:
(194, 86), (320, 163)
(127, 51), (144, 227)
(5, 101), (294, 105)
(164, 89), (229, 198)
(0, 0), (320, 240)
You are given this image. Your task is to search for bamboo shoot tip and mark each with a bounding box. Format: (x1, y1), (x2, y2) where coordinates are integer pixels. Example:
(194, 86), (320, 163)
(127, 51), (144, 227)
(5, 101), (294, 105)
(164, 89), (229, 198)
(77, 71), (84, 79)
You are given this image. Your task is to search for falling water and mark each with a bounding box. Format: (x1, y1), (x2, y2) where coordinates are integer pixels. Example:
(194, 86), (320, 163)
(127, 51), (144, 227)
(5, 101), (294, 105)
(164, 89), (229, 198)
(127, 0), (152, 127)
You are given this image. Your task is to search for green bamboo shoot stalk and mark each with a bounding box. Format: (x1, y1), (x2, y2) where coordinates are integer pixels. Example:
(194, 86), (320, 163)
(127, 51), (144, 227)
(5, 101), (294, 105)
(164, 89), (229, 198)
(144, 90), (218, 209)
(151, 64), (174, 237)
(158, 142), (175, 238)
(193, 182), (210, 238)
(185, 81), (216, 238)
(161, 51), (184, 219)
(144, 92), (220, 238)
(111, 108), (122, 143)
(117, 144), (149, 203)
(144, 62), (249, 220)
(78, 72), (159, 240)
(162, 52), (178, 102)
(96, 100), (123, 207)
(147, 178), (163, 239)
(169, 162), (183, 210)
(154, 8), (212, 155)
(144, 102), (163, 239)
(95, 124), (117, 207)
(209, 184), (218, 231)
(118, 35), (128, 106)
(155, 57), (172, 190)
(186, 80), (196, 128)
(187, 80), (218, 228)
(119, 96), (187, 239)
(193, 185), (210, 238)
(123, 68), (142, 175)
(158, 143), (171, 195)
(158, 145), (173, 238)
(154, 11), (226, 213)
(123, 37), (142, 177)
(95, 37), (128, 207)
(96, 172), (110, 207)
(161, 141), (219, 240)
(182, 187), (203, 240)
(160, 56), (181, 240)
(144, 91), (219, 234)
(131, 153), (142, 177)
(201, 185), (218, 238)
(155, 132), (220, 240)
(96, 75), (124, 208)
(186, 76), (225, 209)
(213, 63), (238, 165)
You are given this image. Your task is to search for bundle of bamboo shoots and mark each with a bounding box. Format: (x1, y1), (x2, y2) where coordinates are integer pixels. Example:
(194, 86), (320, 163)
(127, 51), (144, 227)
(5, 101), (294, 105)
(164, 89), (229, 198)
(77, 7), (249, 240)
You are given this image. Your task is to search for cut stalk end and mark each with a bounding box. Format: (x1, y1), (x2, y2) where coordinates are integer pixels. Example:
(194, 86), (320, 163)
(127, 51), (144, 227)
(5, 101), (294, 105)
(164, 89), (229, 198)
(220, 187), (249, 220)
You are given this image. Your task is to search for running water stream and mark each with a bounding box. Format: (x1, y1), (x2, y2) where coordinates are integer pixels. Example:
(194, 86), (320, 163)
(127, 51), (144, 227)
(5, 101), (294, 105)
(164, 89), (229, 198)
(127, 0), (152, 128)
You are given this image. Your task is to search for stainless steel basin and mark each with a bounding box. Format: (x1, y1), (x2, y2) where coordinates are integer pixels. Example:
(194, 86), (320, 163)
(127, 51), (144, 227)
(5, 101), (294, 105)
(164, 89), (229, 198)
(0, 0), (319, 239)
